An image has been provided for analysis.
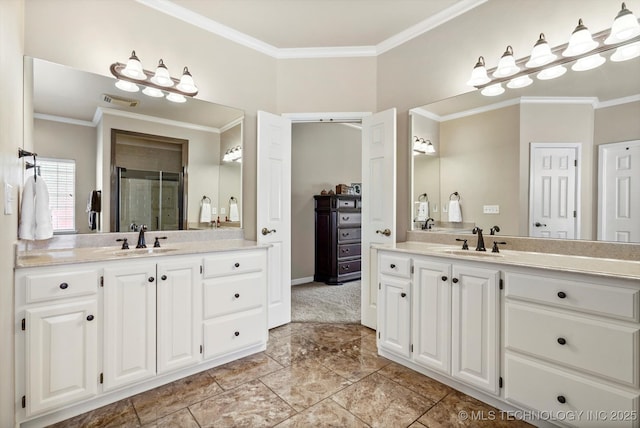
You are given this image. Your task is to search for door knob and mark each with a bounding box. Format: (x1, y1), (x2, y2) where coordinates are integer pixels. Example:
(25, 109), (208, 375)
(161, 275), (167, 281)
(376, 228), (391, 237)
(261, 227), (276, 235)
(534, 222), (547, 227)
(401, 292), (406, 298)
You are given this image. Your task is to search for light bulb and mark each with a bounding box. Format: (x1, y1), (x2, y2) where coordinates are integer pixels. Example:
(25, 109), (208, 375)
(611, 41), (640, 61)
(166, 92), (186, 103)
(466, 56), (491, 86)
(115, 79), (139, 92)
(526, 33), (557, 68)
(493, 46), (520, 78)
(150, 59), (174, 87)
(176, 67), (198, 94)
(605, 2), (640, 44)
(537, 65), (567, 80)
(507, 75), (533, 89)
(571, 53), (606, 71)
(121, 51), (145, 80)
(480, 83), (505, 96)
(142, 86), (164, 97)
(562, 19), (598, 57)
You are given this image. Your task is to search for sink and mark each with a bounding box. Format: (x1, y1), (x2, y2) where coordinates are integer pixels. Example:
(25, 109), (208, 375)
(112, 248), (179, 256)
(442, 249), (503, 257)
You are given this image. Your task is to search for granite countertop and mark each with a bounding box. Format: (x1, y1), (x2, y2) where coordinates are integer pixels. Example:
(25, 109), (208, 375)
(15, 239), (269, 268)
(376, 242), (640, 281)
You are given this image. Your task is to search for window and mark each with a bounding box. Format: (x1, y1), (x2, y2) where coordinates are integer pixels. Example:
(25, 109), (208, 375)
(26, 158), (76, 233)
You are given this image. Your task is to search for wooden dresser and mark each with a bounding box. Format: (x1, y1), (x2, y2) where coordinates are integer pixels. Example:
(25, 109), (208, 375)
(313, 194), (361, 285)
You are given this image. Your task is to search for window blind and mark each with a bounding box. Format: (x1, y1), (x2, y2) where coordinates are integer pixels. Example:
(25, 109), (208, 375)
(28, 158), (76, 233)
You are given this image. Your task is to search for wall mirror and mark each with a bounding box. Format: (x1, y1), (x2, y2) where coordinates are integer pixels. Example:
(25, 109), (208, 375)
(25, 56), (244, 234)
(410, 53), (640, 243)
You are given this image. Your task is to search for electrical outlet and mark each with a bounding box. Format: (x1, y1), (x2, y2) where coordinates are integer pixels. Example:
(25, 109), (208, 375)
(220, 207), (226, 215)
(443, 204), (448, 213)
(4, 183), (13, 215)
(432, 203), (438, 212)
(483, 205), (500, 214)
(212, 207), (217, 215)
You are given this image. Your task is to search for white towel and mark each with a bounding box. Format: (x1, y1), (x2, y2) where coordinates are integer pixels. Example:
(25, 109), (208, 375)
(199, 201), (212, 223)
(19, 176), (53, 240)
(229, 201), (240, 222)
(416, 201), (429, 221)
(448, 200), (462, 223)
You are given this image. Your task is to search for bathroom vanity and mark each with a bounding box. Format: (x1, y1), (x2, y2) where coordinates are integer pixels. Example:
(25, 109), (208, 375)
(14, 239), (268, 427)
(377, 242), (640, 427)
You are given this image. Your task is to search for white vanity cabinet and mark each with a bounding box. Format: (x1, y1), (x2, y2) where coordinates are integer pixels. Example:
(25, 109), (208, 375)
(378, 253), (412, 358)
(15, 267), (100, 417)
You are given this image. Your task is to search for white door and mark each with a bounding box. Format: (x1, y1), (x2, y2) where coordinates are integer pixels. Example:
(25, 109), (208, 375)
(361, 108), (397, 329)
(378, 275), (411, 358)
(529, 143), (580, 239)
(26, 300), (98, 416)
(257, 111), (292, 329)
(103, 263), (156, 391)
(598, 140), (640, 242)
(156, 260), (201, 374)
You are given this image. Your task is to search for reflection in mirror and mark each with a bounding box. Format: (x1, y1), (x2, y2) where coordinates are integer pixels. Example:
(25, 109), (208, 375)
(410, 52), (640, 242)
(25, 56), (244, 234)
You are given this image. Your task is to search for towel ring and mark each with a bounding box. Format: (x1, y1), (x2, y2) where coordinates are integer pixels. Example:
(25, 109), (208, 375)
(449, 191), (460, 201)
(418, 193), (428, 202)
(229, 196), (237, 203)
(202, 195), (211, 203)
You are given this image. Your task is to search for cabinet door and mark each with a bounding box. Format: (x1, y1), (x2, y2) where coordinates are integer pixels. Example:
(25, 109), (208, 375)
(26, 299), (98, 416)
(157, 260), (201, 374)
(413, 258), (451, 375)
(451, 264), (500, 395)
(103, 263), (156, 391)
(378, 275), (411, 358)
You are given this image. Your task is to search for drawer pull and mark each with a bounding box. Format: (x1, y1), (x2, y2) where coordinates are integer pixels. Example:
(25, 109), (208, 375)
(341, 265), (350, 270)
(161, 275), (167, 281)
(557, 291), (567, 299)
(452, 278), (459, 283)
(342, 248), (350, 253)
(401, 292), (407, 298)
(557, 395), (566, 404)
(557, 337), (567, 345)
(342, 216), (350, 220)
(342, 232), (350, 237)
(86, 315), (95, 321)
(441, 276), (448, 281)
(234, 293), (240, 298)
(59, 282), (69, 290)
(234, 331), (240, 337)
(148, 277), (154, 283)
(390, 264), (396, 269)
(234, 262), (240, 268)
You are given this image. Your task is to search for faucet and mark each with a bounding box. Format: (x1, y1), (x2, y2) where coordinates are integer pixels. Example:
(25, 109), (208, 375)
(422, 217), (434, 230)
(472, 226), (486, 251)
(490, 225), (501, 235)
(136, 224), (148, 248)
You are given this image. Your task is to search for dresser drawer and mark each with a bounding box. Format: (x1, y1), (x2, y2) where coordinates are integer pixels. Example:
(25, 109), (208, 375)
(203, 272), (265, 319)
(24, 270), (99, 303)
(505, 354), (639, 427)
(505, 271), (640, 322)
(505, 302), (640, 387)
(380, 254), (411, 278)
(338, 228), (361, 243)
(338, 243), (361, 259)
(338, 212), (361, 226)
(337, 198), (357, 209)
(202, 309), (266, 359)
(338, 259), (361, 275)
(203, 250), (265, 278)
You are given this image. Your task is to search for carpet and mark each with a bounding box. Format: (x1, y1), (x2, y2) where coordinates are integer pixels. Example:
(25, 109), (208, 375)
(291, 281), (361, 323)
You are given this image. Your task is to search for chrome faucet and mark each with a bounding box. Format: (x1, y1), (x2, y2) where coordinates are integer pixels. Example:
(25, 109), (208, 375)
(472, 226), (486, 251)
(422, 217), (434, 230)
(136, 224), (148, 248)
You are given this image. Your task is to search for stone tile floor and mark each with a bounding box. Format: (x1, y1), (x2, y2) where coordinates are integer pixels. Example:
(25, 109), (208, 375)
(49, 323), (531, 427)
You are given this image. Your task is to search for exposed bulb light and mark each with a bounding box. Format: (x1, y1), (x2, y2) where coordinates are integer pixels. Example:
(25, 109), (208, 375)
(142, 86), (164, 97)
(121, 51), (145, 80)
(526, 33), (557, 68)
(412, 137), (436, 154)
(176, 67), (198, 94)
(537, 65), (567, 80)
(493, 46), (520, 77)
(571, 53), (606, 71)
(480, 83), (505, 96)
(223, 146), (243, 162)
(507, 75), (533, 89)
(466, 56), (491, 86)
(166, 93), (186, 103)
(605, 2), (640, 44)
(150, 59), (174, 87)
(611, 41), (640, 61)
(115, 79), (139, 92)
(563, 19), (598, 57)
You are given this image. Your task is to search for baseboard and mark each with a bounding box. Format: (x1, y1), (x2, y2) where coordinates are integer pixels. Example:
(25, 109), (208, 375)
(291, 276), (314, 286)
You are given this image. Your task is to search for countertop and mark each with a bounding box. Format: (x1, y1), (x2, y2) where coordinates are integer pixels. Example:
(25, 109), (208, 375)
(375, 242), (640, 281)
(15, 239), (269, 268)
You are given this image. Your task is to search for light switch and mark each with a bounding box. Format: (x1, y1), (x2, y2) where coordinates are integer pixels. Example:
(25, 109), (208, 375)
(483, 205), (500, 214)
(4, 183), (13, 215)
(220, 207), (226, 215)
(432, 203), (438, 212)
(212, 207), (217, 215)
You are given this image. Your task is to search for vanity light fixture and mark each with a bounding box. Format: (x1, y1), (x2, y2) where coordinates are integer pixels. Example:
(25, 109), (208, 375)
(223, 146), (242, 163)
(110, 50), (199, 102)
(467, 3), (640, 96)
(413, 137), (436, 155)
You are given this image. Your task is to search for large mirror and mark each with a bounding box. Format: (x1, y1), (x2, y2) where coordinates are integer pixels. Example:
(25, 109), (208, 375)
(25, 57), (244, 234)
(410, 52), (640, 243)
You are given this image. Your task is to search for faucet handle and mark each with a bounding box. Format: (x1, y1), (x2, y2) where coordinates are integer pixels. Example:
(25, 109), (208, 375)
(492, 241), (507, 253)
(141, 224), (147, 231)
(116, 238), (129, 249)
(455, 238), (469, 250)
(153, 236), (168, 248)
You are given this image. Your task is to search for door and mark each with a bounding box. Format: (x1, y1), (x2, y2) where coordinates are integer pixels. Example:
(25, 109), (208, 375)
(529, 143), (580, 239)
(26, 300), (98, 416)
(156, 260), (201, 374)
(378, 275), (411, 358)
(257, 111), (292, 329)
(361, 108), (397, 329)
(413, 258), (451, 375)
(103, 263), (156, 391)
(598, 140), (640, 242)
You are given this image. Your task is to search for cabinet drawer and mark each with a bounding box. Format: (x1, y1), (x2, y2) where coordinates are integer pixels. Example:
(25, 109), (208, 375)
(337, 198), (356, 209)
(203, 251), (265, 278)
(203, 310), (266, 359)
(203, 272), (265, 319)
(25, 270), (99, 303)
(338, 228), (361, 242)
(505, 302), (640, 387)
(338, 212), (361, 226)
(505, 271), (640, 322)
(338, 243), (361, 259)
(338, 259), (361, 275)
(380, 254), (411, 278)
(505, 354), (639, 427)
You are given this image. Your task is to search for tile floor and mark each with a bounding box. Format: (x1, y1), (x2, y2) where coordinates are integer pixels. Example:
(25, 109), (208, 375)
(49, 323), (531, 427)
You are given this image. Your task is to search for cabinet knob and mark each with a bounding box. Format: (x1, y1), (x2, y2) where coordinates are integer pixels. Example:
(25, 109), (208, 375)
(441, 276), (448, 281)
(342, 248), (350, 253)
(557, 291), (567, 299)
(343, 216), (350, 220)
(234, 293), (240, 298)
(161, 275), (167, 281)
(342, 232), (350, 237)
(59, 282), (69, 290)
(234, 331), (240, 337)
(234, 262), (240, 268)
(557, 337), (567, 345)
(390, 264), (396, 269)
(148, 277), (154, 282)
(401, 292), (407, 298)
(452, 278), (459, 283)
(341, 265), (350, 270)
(557, 395), (566, 404)
(86, 315), (95, 321)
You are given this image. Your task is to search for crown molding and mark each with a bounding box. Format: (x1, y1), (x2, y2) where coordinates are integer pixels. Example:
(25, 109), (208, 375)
(596, 93), (640, 109)
(34, 113), (96, 127)
(282, 111), (371, 123)
(521, 96), (599, 107)
(136, 0), (486, 59)
(96, 107), (221, 133)
(220, 116), (245, 133)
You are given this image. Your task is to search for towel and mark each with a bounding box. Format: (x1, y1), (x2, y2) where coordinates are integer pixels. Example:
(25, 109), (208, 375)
(19, 176), (53, 240)
(229, 200), (240, 222)
(200, 200), (212, 223)
(416, 201), (429, 221)
(86, 191), (101, 231)
(448, 200), (462, 223)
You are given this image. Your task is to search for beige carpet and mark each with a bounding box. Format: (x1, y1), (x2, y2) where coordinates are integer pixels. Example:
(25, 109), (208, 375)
(291, 280), (361, 323)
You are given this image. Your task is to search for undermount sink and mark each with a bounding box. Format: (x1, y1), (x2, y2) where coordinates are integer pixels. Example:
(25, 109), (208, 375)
(112, 247), (178, 256)
(442, 249), (504, 257)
